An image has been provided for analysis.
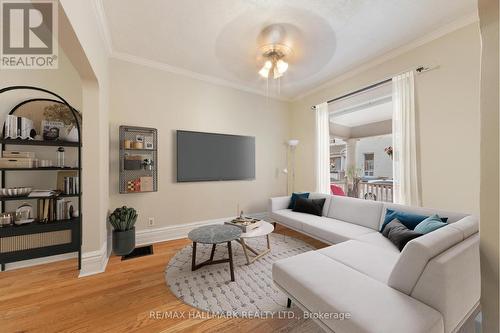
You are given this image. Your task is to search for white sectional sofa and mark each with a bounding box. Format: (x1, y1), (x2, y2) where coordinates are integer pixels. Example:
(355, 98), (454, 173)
(269, 193), (480, 333)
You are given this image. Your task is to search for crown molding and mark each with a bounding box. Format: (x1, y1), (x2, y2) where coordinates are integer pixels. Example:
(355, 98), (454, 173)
(292, 11), (479, 101)
(110, 51), (290, 102)
(91, 0), (289, 102)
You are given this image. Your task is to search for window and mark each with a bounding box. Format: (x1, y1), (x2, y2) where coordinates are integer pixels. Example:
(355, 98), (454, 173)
(364, 153), (374, 176)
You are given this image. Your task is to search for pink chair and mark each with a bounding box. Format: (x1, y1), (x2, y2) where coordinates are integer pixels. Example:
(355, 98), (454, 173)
(330, 184), (346, 196)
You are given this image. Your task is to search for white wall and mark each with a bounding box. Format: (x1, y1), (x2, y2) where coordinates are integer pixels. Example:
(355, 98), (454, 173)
(291, 22), (481, 214)
(355, 135), (393, 178)
(109, 58), (290, 230)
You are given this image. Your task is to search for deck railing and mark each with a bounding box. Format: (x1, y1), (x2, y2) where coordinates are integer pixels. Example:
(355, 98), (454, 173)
(358, 182), (393, 203)
(330, 180), (393, 203)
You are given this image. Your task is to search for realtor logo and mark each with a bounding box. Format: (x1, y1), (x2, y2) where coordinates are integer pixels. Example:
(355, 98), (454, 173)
(1, 0), (58, 69)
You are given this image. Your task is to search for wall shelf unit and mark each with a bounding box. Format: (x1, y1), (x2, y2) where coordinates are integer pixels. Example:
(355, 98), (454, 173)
(119, 126), (157, 194)
(0, 86), (82, 272)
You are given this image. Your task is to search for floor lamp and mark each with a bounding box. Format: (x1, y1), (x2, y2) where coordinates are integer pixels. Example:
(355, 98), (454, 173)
(286, 139), (299, 194)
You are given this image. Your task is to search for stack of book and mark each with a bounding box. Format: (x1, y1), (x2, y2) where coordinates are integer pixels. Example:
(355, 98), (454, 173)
(37, 197), (74, 222)
(63, 176), (79, 194)
(4, 115), (34, 139)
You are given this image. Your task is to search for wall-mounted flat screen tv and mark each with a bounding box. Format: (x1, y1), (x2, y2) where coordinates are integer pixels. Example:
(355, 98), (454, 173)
(177, 130), (255, 182)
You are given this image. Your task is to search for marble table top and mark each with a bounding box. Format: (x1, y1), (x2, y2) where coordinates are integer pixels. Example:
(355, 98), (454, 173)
(188, 224), (242, 244)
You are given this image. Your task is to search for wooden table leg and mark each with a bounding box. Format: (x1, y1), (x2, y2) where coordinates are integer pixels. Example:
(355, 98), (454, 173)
(239, 238), (251, 265)
(266, 234), (271, 250)
(227, 241), (235, 282)
(209, 244), (216, 261)
(191, 242), (197, 271)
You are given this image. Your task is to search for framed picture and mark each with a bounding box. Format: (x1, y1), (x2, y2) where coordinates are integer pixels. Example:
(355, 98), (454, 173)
(144, 136), (154, 149)
(41, 120), (65, 140)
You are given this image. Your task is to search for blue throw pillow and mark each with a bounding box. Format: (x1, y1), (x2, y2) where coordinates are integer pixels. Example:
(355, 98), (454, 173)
(414, 214), (447, 234)
(288, 192), (310, 209)
(380, 209), (448, 232)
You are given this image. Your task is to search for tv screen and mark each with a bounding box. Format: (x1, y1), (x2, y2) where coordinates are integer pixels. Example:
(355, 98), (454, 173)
(177, 130), (255, 182)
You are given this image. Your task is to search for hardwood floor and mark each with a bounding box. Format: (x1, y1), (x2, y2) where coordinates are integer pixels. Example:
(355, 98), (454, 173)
(0, 225), (327, 333)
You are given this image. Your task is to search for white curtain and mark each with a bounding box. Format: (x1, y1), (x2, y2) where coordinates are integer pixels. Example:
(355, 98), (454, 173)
(392, 71), (421, 206)
(315, 102), (331, 194)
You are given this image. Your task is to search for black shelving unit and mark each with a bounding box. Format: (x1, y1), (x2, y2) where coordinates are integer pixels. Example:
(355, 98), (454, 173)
(0, 86), (82, 272)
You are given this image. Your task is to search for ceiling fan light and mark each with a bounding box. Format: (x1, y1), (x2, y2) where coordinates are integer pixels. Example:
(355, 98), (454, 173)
(276, 59), (288, 74)
(259, 66), (269, 78)
(273, 66), (283, 79)
(264, 60), (272, 69)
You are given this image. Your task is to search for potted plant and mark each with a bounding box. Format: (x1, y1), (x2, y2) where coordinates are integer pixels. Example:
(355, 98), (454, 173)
(108, 206), (137, 256)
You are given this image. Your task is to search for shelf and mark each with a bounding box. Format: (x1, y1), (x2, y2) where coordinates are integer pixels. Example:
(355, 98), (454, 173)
(0, 139), (81, 147)
(0, 167), (79, 171)
(0, 217), (80, 237)
(121, 148), (156, 152)
(0, 193), (80, 201)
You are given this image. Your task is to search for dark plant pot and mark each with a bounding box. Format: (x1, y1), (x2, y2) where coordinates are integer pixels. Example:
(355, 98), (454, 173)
(112, 227), (135, 256)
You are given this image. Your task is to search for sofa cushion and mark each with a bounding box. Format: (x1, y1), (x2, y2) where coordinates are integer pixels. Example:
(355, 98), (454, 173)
(388, 224), (463, 295)
(327, 195), (383, 230)
(273, 251), (444, 333)
(309, 192), (332, 216)
(318, 241), (399, 283)
(288, 192), (309, 209)
(270, 209), (323, 231)
(354, 232), (399, 253)
(414, 214), (448, 234)
(301, 218), (375, 244)
(292, 197), (326, 216)
(382, 219), (424, 251)
(380, 203), (468, 229)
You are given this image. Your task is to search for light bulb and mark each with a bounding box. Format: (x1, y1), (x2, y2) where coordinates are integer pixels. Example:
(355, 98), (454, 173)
(264, 60), (272, 69)
(276, 59), (288, 74)
(259, 66), (269, 78)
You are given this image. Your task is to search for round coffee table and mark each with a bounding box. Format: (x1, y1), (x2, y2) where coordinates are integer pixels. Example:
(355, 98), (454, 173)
(187, 224), (241, 282)
(236, 221), (274, 265)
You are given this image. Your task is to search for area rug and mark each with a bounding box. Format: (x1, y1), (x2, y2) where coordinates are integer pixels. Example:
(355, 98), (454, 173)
(165, 233), (315, 317)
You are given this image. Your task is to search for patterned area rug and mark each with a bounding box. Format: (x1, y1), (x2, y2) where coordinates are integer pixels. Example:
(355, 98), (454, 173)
(165, 233), (319, 322)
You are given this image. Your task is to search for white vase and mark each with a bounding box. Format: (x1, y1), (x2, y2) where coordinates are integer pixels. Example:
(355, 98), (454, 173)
(62, 126), (79, 142)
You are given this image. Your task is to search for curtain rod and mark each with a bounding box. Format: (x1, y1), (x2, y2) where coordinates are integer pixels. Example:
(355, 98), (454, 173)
(310, 65), (433, 110)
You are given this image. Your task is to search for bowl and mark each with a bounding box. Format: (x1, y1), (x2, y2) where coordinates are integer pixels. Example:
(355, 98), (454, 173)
(0, 187), (32, 197)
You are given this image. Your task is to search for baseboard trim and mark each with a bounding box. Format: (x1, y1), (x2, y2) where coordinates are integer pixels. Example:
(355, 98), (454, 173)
(79, 242), (109, 278)
(136, 212), (268, 246)
(3, 252), (77, 271)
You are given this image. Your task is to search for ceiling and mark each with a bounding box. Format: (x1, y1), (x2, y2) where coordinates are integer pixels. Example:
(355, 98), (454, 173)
(101, 0), (477, 99)
(332, 101), (392, 127)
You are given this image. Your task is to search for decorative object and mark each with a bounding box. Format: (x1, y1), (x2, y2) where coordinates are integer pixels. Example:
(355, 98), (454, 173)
(4, 115), (35, 139)
(384, 145), (393, 159)
(15, 202), (34, 225)
(43, 102), (82, 141)
(292, 197), (326, 216)
(381, 219), (423, 251)
(132, 141), (143, 149)
(144, 136), (154, 149)
(165, 233), (315, 316)
(225, 216), (261, 232)
(2, 151), (35, 159)
(41, 120), (65, 140)
(119, 126), (157, 193)
(57, 147), (65, 167)
(188, 224), (242, 282)
(109, 206), (137, 256)
(0, 187), (32, 197)
(235, 220), (274, 265)
(0, 85), (82, 272)
(0, 213), (14, 227)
